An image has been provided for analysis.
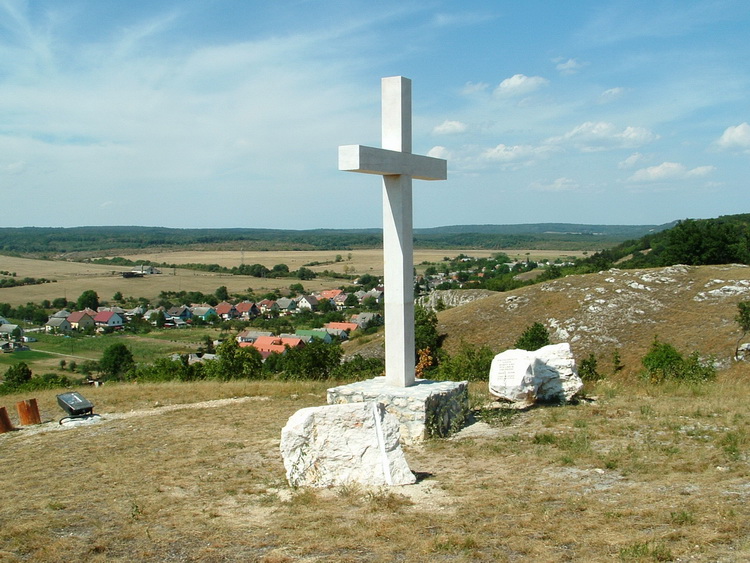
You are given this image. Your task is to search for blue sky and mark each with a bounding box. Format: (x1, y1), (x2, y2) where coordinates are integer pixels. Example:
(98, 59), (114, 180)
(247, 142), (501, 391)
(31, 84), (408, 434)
(1, 0), (749, 229)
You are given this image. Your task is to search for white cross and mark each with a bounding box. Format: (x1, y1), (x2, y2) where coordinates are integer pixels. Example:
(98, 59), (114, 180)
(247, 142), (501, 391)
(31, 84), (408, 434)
(339, 76), (447, 387)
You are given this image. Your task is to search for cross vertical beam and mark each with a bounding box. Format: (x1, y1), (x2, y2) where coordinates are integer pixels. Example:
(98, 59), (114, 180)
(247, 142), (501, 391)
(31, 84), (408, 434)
(339, 76), (447, 388)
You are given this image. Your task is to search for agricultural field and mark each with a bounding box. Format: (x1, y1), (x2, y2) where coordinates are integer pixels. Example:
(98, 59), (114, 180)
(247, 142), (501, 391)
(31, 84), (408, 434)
(0, 249), (586, 308)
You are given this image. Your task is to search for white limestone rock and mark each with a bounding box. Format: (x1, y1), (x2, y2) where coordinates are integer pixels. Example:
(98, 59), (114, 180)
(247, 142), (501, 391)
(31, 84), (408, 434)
(488, 343), (583, 405)
(280, 401), (416, 488)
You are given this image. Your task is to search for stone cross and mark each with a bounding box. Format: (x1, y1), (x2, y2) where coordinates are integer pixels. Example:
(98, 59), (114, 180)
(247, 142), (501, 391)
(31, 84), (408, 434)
(339, 76), (447, 387)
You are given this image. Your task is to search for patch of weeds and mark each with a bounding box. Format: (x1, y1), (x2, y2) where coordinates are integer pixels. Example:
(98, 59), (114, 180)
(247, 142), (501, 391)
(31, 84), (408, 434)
(130, 500), (143, 520)
(365, 488), (412, 513)
(601, 454), (620, 470)
(544, 409), (562, 425)
(256, 491), (280, 505)
(476, 406), (516, 427)
(619, 542), (674, 561)
(574, 418), (588, 428)
(559, 431), (591, 455)
(533, 432), (558, 445)
(720, 430), (746, 462)
(431, 535), (478, 554)
(289, 488), (319, 507)
(46, 501), (66, 511)
(223, 441), (245, 449)
(559, 455), (575, 465)
(335, 482), (362, 500)
(670, 509), (694, 525)
(640, 405), (656, 417)
(661, 445), (680, 456)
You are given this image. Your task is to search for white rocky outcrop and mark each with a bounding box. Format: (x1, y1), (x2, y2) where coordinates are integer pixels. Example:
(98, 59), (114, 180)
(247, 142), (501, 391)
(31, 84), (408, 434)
(280, 402), (416, 488)
(488, 343), (583, 405)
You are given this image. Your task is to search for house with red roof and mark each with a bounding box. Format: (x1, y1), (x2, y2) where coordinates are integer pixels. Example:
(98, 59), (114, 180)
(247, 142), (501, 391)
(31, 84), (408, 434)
(318, 289), (343, 300)
(93, 310), (124, 329)
(214, 302), (238, 320)
(240, 335), (306, 360)
(67, 311), (95, 331)
(235, 301), (260, 319)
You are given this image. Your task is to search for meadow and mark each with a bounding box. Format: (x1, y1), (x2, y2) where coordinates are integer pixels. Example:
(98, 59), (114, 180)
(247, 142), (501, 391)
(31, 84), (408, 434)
(1, 369), (749, 562)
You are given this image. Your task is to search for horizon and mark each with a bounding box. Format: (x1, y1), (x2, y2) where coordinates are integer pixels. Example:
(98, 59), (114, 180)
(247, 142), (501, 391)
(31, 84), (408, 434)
(0, 219), (678, 232)
(1, 1), (749, 230)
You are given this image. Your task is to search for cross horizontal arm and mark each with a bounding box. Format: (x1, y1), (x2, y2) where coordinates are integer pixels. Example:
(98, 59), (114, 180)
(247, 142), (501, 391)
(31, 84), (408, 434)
(339, 145), (447, 181)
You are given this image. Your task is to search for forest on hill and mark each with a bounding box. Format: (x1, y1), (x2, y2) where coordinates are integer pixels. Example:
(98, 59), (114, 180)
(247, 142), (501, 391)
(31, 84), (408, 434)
(575, 214), (750, 272)
(0, 222), (671, 256)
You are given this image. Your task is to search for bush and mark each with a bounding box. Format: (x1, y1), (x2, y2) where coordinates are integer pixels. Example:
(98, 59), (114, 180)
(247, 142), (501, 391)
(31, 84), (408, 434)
(435, 343), (495, 381)
(514, 322), (551, 351)
(578, 353), (603, 382)
(641, 337), (716, 383)
(3, 362), (32, 387)
(330, 355), (384, 381)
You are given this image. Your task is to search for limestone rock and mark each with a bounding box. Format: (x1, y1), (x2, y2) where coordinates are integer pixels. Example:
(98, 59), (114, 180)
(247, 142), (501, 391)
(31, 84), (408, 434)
(280, 402), (416, 488)
(488, 343), (583, 405)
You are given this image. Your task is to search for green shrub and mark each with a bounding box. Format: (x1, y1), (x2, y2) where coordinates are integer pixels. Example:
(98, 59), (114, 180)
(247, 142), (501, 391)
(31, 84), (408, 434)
(641, 337), (715, 383)
(330, 355), (384, 381)
(514, 322), (550, 351)
(578, 353), (603, 381)
(435, 343), (495, 381)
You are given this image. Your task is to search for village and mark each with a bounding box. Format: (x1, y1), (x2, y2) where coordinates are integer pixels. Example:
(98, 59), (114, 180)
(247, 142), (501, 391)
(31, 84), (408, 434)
(0, 284), (386, 360)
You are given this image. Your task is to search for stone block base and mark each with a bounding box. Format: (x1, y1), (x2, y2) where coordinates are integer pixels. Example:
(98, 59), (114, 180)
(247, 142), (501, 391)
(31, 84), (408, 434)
(327, 377), (469, 444)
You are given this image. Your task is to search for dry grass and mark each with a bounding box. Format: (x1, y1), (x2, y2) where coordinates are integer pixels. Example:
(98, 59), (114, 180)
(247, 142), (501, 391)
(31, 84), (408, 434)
(437, 264), (750, 379)
(2, 373), (750, 562)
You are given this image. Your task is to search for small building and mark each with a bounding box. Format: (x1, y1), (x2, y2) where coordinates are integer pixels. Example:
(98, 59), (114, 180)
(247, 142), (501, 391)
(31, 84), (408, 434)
(45, 317), (72, 333)
(190, 306), (217, 322)
(67, 311), (96, 331)
(235, 301), (260, 319)
(294, 329), (332, 343)
(167, 306), (192, 321)
(236, 330), (273, 344)
(258, 299), (279, 314)
(297, 295), (319, 312)
(131, 264), (161, 275)
(276, 298), (297, 314)
(93, 310), (125, 329)
(214, 302), (238, 320)
(0, 323), (24, 340)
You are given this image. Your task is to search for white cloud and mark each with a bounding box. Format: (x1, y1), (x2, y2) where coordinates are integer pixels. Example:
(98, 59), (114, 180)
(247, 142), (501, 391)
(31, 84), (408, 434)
(716, 122), (750, 151)
(494, 74), (548, 97)
(428, 146), (451, 160)
(433, 120), (467, 135)
(548, 121), (658, 152)
(461, 81), (489, 95)
(480, 143), (540, 162)
(530, 177), (579, 192)
(628, 162), (715, 182)
(618, 152), (644, 169)
(599, 87), (625, 103)
(555, 58), (586, 75)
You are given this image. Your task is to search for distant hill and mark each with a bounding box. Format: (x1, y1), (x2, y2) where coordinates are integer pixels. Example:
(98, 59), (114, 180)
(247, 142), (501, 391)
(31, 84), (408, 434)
(415, 222), (675, 237)
(0, 222), (673, 256)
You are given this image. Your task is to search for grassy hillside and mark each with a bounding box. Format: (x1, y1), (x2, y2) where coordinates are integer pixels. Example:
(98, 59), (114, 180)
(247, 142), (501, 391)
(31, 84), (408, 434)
(437, 264), (749, 376)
